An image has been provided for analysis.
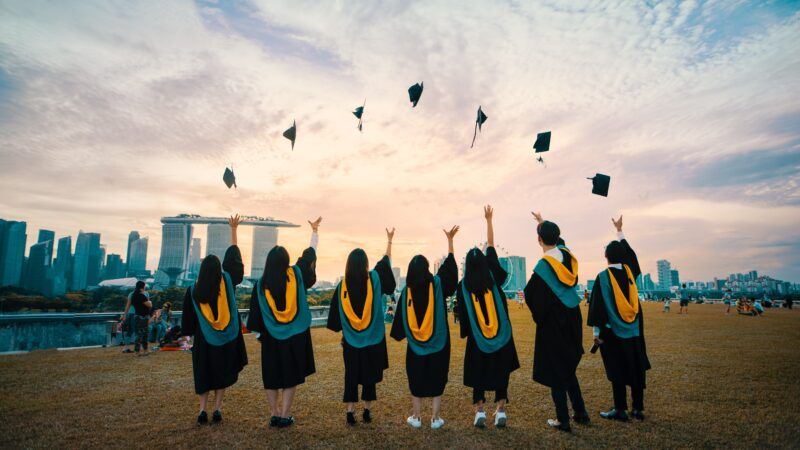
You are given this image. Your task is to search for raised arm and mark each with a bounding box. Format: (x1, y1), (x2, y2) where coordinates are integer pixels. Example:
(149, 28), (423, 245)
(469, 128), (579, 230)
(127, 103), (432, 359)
(612, 214), (641, 278)
(484, 205), (494, 247)
(385, 227), (395, 259)
(228, 214), (241, 246)
(443, 225), (459, 254)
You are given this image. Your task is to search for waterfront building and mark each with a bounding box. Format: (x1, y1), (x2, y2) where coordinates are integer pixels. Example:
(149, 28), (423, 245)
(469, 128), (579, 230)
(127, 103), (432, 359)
(205, 224), (230, 258)
(187, 238), (201, 280)
(0, 220), (27, 287)
(72, 232), (101, 290)
(37, 229), (55, 265)
(125, 231), (140, 275)
(103, 254), (125, 280)
(22, 240), (52, 292)
(156, 223), (193, 286)
(671, 269), (681, 287)
(657, 259), (671, 290)
(128, 237), (148, 277)
(250, 226), (277, 279)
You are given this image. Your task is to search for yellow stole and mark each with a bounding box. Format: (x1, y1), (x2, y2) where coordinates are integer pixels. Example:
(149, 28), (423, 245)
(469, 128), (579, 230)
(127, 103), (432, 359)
(406, 283), (434, 342)
(607, 265), (639, 323)
(542, 249), (579, 287)
(265, 268), (299, 324)
(471, 289), (499, 339)
(198, 278), (231, 331)
(341, 275), (373, 331)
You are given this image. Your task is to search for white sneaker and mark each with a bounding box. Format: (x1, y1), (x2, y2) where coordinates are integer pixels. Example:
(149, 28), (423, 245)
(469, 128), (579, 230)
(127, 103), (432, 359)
(474, 411), (487, 428)
(494, 410), (507, 428)
(546, 418), (561, 427)
(406, 415), (422, 428)
(431, 417), (445, 429)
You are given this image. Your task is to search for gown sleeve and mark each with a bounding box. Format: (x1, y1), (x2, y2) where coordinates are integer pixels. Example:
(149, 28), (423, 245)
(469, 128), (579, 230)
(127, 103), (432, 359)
(586, 275), (608, 329)
(296, 247), (317, 289)
(246, 285), (265, 334)
(619, 239), (641, 280)
(180, 288), (196, 336)
(437, 253), (458, 297)
(524, 272), (550, 325)
(456, 283), (471, 338)
(389, 297), (405, 341)
(222, 245), (244, 286)
(486, 246), (508, 286)
(326, 285), (342, 332)
(374, 255), (397, 295)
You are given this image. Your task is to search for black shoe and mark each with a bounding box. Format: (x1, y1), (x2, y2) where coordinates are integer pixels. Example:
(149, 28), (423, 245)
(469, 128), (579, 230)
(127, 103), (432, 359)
(362, 409), (372, 423)
(599, 408), (629, 421)
(269, 416), (280, 427)
(278, 416), (294, 428)
(346, 412), (357, 426)
(212, 410), (222, 424)
(573, 412), (591, 425)
(631, 410), (645, 421)
(197, 411), (208, 425)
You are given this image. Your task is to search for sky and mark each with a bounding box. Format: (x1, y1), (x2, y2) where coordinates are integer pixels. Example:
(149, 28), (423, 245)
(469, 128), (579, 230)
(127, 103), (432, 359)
(1, 0), (799, 284)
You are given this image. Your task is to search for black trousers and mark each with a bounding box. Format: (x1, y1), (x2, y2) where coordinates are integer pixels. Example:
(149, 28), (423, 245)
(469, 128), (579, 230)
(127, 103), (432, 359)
(550, 374), (586, 423)
(343, 381), (376, 403)
(612, 381), (644, 411)
(473, 386), (508, 405)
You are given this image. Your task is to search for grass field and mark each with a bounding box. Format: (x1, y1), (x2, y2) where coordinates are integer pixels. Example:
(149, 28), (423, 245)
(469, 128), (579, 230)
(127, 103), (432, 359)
(2, 302), (799, 449)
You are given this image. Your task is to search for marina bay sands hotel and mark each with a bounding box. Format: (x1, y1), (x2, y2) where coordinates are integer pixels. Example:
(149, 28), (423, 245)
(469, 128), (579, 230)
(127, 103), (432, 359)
(155, 214), (299, 286)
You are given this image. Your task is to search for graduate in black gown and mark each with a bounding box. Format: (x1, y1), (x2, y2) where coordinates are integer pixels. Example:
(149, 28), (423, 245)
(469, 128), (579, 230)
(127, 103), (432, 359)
(524, 212), (589, 432)
(327, 228), (397, 426)
(181, 215), (248, 425)
(587, 215), (651, 421)
(390, 226), (459, 429)
(246, 217), (321, 429)
(456, 206), (520, 428)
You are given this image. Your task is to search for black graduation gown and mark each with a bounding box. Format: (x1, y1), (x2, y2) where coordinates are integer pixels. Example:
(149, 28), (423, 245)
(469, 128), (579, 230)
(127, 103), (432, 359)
(246, 248), (317, 390)
(524, 248), (584, 390)
(456, 247), (521, 391)
(327, 255), (397, 386)
(181, 245), (248, 394)
(389, 254), (458, 397)
(587, 239), (651, 388)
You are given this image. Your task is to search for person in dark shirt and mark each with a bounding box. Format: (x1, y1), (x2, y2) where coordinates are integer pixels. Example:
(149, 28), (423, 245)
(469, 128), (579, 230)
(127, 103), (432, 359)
(123, 280), (152, 356)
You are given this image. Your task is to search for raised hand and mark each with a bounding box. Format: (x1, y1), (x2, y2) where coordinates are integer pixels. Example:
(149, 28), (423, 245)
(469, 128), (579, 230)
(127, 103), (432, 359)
(484, 205), (493, 221)
(612, 215), (623, 232)
(228, 214), (242, 228)
(308, 216), (323, 232)
(443, 225), (460, 240)
(531, 211), (544, 224)
(386, 227), (395, 242)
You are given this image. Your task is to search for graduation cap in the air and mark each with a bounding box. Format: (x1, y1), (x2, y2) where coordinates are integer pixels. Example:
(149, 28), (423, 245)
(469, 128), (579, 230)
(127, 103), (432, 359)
(533, 131), (551, 153)
(408, 82), (423, 107)
(353, 100), (365, 132)
(223, 167), (237, 189)
(588, 173), (611, 197)
(283, 120), (296, 150)
(471, 106), (488, 148)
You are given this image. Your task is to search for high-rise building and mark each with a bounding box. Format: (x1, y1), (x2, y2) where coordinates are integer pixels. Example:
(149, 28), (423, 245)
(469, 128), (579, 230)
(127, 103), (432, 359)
(748, 270), (758, 281)
(656, 260), (671, 290)
(37, 229), (55, 265)
(670, 269), (680, 287)
(126, 231), (140, 274)
(206, 224), (230, 258)
(103, 254), (125, 280)
(22, 240), (52, 292)
(156, 223), (193, 286)
(392, 267), (401, 289)
(250, 227), (278, 279)
(187, 238), (202, 280)
(643, 273), (655, 291)
(72, 231), (101, 290)
(53, 236), (72, 291)
(0, 220), (28, 287)
(128, 237), (148, 277)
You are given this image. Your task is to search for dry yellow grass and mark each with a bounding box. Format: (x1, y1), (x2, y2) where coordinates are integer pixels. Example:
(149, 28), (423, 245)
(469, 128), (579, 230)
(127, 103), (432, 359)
(1, 302), (799, 449)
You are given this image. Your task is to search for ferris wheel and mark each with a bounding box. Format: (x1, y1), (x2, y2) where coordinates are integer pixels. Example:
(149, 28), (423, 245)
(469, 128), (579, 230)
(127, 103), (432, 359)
(458, 241), (515, 291)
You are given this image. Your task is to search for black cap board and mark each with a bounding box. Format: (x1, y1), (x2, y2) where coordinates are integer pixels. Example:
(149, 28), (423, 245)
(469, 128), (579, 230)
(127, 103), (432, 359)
(353, 99), (365, 132)
(588, 173), (611, 197)
(283, 120), (296, 150)
(533, 131), (551, 153)
(223, 167), (236, 189)
(408, 82), (423, 107)
(471, 105), (488, 148)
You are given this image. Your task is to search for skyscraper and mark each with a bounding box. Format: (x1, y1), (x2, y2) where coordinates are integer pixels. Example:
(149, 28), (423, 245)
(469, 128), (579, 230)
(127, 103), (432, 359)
(104, 254), (125, 280)
(156, 224), (193, 286)
(0, 219), (28, 287)
(22, 240), (52, 292)
(128, 237), (148, 277)
(670, 269), (680, 288)
(205, 224), (230, 258)
(187, 238), (202, 280)
(643, 273), (655, 291)
(250, 227), (278, 279)
(657, 259), (671, 290)
(72, 231), (101, 290)
(37, 229), (55, 265)
(126, 231), (140, 274)
(53, 236), (72, 291)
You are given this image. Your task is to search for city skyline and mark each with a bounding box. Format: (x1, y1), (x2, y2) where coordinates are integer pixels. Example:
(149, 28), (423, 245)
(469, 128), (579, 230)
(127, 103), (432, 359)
(1, 2), (799, 284)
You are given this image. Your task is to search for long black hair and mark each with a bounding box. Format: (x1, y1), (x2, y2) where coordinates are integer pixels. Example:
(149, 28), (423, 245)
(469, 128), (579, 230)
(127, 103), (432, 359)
(344, 248), (369, 303)
(193, 255), (221, 304)
(262, 245), (291, 302)
(406, 255), (433, 308)
(464, 247), (493, 294)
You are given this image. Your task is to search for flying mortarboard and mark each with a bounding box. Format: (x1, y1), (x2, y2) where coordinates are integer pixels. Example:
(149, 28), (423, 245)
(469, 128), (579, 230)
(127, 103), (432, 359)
(223, 167), (236, 189)
(353, 99), (365, 132)
(283, 120), (296, 150)
(471, 105), (488, 148)
(533, 131), (551, 153)
(408, 82), (423, 107)
(588, 173), (611, 197)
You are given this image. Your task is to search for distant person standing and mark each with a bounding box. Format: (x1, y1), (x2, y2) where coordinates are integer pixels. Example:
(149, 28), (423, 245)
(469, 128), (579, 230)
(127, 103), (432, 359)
(122, 281), (152, 356)
(725, 293), (734, 314)
(662, 297), (671, 313)
(678, 284), (689, 315)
